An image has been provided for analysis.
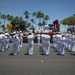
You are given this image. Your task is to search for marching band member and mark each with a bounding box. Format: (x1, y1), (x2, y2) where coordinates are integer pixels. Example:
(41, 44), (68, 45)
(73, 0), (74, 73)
(53, 34), (57, 49)
(27, 32), (34, 55)
(11, 32), (20, 55)
(4, 33), (10, 49)
(59, 36), (66, 55)
(68, 32), (75, 52)
(18, 31), (23, 47)
(41, 31), (46, 52)
(36, 32), (41, 45)
(55, 33), (62, 52)
(0, 33), (6, 52)
(0, 34), (2, 51)
(44, 30), (50, 55)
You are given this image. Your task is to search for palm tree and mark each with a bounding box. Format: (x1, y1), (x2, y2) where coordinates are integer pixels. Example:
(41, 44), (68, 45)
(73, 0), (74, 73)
(0, 21), (1, 29)
(6, 14), (14, 23)
(23, 10), (30, 23)
(36, 11), (45, 31)
(0, 21), (1, 25)
(1, 14), (6, 26)
(42, 20), (46, 26)
(25, 22), (31, 31)
(1, 25), (6, 31)
(44, 15), (50, 24)
(37, 11), (45, 25)
(37, 11), (42, 23)
(32, 11), (37, 27)
(30, 18), (35, 26)
(19, 16), (27, 31)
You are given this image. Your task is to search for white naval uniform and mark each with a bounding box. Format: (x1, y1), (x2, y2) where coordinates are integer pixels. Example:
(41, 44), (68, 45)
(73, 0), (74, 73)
(64, 33), (70, 48)
(27, 34), (34, 55)
(59, 37), (66, 55)
(16, 34), (20, 53)
(0, 34), (5, 52)
(0, 35), (2, 51)
(37, 34), (41, 45)
(18, 33), (23, 47)
(53, 35), (57, 48)
(55, 34), (62, 51)
(68, 36), (75, 52)
(45, 34), (50, 55)
(41, 34), (45, 52)
(12, 35), (20, 55)
(72, 42), (75, 52)
(67, 37), (73, 51)
(4, 36), (10, 49)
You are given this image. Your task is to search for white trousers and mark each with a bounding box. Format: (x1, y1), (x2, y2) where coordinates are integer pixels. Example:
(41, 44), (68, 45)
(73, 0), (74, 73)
(28, 43), (33, 55)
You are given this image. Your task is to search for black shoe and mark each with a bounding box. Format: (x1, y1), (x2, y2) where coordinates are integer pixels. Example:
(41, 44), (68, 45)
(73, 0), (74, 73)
(46, 54), (49, 56)
(9, 53), (14, 55)
(57, 53), (61, 55)
(0, 50), (2, 52)
(25, 53), (29, 55)
(41, 53), (45, 55)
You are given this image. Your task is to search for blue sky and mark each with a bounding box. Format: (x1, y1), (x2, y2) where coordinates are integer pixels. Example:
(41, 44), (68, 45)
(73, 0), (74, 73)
(0, 0), (75, 32)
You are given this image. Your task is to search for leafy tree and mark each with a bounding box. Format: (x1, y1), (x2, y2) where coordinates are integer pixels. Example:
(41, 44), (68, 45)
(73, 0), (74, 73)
(61, 14), (75, 32)
(11, 16), (20, 30)
(10, 15), (31, 31)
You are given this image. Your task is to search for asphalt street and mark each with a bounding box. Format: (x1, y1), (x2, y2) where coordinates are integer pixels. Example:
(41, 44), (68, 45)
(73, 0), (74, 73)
(0, 43), (75, 75)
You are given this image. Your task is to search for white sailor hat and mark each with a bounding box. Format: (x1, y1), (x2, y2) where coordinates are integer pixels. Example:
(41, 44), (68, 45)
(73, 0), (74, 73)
(4, 33), (9, 36)
(44, 30), (48, 33)
(20, 31), (22, 33)
(13, 31), (16, 34)
(68, 31), (71, 34)
(1, 34), (5, 37)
